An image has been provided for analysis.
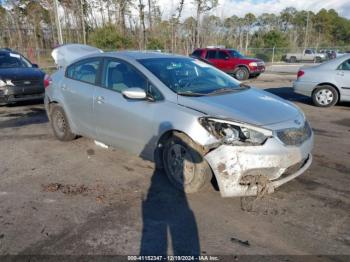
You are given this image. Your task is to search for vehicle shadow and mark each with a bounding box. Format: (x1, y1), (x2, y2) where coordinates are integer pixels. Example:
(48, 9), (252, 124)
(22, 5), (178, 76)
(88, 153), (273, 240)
(139, 124), (201, 256)
(0, 107), (48, 129)
(264, 87), (312, 104)
(1, 99), (44, 108)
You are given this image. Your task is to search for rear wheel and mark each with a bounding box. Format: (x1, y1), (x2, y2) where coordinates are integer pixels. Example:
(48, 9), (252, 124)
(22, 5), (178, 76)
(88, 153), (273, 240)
(289, 56), (297, 63)
(234, 67), (249, 81)
(312, 85), (338, 107)
(50, 104), (76, 141)
(162, 132), (212, 193)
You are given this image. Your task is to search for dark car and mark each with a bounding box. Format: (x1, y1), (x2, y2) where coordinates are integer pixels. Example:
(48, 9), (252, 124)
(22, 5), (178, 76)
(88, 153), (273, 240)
(191, 48), (265, 80)
(0, 49), (48, 105)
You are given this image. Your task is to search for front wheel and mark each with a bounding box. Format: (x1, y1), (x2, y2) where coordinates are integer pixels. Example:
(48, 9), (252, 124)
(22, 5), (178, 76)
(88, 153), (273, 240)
(163, 132), (212, 193)
(314, 57), (322, 63)
(234, 67), (249, 81)
(312, 85), (339, 107)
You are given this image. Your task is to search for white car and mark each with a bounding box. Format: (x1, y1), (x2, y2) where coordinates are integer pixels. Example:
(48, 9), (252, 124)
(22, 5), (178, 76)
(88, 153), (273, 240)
(293, 54), (350, 107)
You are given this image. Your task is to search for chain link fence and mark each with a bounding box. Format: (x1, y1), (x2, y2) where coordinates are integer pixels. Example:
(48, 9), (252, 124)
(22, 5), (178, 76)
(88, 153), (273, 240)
(237, 47), (350, 63)
(4, 46), (350, 73)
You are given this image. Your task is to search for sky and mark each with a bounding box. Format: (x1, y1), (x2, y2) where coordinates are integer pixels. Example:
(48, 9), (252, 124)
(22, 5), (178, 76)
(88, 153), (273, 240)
(159, 0), (350, 19)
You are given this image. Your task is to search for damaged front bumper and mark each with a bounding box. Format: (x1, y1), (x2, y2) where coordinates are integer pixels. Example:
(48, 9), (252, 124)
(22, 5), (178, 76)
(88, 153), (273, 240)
(204, 136), (313, 197)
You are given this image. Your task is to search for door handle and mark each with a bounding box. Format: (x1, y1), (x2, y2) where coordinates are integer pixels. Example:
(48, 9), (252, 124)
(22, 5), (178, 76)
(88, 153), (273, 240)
(96, 96), (105, 104)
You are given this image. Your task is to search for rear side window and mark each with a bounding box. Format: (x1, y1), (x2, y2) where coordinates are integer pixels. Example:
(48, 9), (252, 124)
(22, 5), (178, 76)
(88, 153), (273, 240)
(338, 59), (350, 71)
(191, 50), (202, 58)
(217, 51), (228, 59)
(206, 50), (216, 59)
(66, 58), (101, 85)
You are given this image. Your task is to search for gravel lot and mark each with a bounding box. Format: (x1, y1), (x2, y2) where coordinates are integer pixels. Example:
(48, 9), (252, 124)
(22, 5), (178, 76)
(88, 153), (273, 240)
(0, 72), (349, 257)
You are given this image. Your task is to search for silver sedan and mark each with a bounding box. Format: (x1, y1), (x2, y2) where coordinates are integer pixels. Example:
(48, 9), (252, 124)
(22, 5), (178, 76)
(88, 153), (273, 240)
(45, 45), (313, 197)
(293, 54), (350, 107)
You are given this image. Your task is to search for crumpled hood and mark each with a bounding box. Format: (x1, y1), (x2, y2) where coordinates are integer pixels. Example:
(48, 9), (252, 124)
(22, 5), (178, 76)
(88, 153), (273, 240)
(177, 88), (301, 126)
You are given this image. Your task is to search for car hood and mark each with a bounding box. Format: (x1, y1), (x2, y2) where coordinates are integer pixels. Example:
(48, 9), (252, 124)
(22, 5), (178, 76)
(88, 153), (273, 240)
(0, 67), (44, 80)
(177, 88), (301, 126)
(242, 57), (262, 62)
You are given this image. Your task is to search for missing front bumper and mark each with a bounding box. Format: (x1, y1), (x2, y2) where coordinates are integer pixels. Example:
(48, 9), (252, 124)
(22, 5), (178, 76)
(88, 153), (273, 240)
(204, 138), (313, 197)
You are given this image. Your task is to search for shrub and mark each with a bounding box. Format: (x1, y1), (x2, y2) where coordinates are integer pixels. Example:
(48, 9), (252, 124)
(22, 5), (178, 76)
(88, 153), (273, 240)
(88, 25), (132, 50)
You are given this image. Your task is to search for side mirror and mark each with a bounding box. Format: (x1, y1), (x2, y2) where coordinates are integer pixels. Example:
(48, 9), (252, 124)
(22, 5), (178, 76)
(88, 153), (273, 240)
(32, 63), (39, 68)
(122, 87), (147, 100)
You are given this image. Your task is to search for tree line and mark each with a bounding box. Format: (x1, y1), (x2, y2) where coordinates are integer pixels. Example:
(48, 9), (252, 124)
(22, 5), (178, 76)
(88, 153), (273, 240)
(1, 0), (350, 56)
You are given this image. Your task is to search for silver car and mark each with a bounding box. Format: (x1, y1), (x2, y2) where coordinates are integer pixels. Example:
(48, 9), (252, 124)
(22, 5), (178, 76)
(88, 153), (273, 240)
(45, 45), (313, 197)
(293, 54), (350, 107)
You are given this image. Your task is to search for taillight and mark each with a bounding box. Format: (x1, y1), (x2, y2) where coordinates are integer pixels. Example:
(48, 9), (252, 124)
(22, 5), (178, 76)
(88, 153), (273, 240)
(44, 74), (52, 88)
(297, 70), (304, 79)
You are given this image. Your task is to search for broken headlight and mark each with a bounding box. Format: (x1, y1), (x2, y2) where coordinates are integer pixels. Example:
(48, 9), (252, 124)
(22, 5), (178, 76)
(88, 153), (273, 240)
(199, 117), (272, 145)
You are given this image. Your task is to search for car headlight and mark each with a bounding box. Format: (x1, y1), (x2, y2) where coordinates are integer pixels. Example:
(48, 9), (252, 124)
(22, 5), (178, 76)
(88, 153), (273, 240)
(249, 62), (257, 67)
(199, 117), (272, 146)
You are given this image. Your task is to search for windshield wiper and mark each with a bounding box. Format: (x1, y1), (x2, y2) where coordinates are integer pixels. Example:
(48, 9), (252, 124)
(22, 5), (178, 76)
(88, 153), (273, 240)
(177, 91), (205, 97)
(239, 83), (251, 89)
(207, 87), (238, 95)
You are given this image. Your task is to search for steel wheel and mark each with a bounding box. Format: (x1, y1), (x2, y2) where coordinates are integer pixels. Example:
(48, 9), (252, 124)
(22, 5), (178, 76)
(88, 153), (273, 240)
(50, 105), (76, 141)
(53, 110), (67, 137)
(166, 143), (195, 185)
(162, 132), (212, 193)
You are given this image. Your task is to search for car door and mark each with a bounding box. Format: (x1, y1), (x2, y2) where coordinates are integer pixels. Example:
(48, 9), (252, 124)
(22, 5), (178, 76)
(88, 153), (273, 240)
(336, 58), (350, 97)
(63, 57), (102, 137)
(303, 49), (313, 61)
(216, 50), (231, 72)
(205, 50), (219, 68)
(93, 58), (162, 157)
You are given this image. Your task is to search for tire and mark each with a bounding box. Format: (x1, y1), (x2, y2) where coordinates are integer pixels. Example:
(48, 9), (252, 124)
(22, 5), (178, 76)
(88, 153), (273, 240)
(234, 67), (249, 81)
(50, 104), (76, 141)
(314, 57), (322, 63)
(289, 56), (297, 63)
(312, 85), (339, 107)
(162, 132), (212, 193)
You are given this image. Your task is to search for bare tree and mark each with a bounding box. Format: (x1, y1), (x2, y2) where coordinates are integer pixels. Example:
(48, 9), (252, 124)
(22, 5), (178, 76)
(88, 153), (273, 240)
(193, 0), (218, 48)
(138, 0), (146, 49)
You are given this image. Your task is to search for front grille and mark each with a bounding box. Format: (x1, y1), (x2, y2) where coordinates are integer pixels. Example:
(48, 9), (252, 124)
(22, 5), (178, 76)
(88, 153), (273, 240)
(277, 121), (312, 146)
(11, 79), (42, 86)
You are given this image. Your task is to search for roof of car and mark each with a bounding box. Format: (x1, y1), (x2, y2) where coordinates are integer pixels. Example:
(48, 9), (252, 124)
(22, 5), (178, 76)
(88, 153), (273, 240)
(104, 51), (186, 60)
(0, 49), (21, 56)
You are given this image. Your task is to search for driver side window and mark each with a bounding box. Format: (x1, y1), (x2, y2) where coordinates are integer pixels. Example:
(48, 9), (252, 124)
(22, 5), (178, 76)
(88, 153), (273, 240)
(338, 59), (350, 71)
(103, 59), (147, 93)
(217, 51), (228, 59)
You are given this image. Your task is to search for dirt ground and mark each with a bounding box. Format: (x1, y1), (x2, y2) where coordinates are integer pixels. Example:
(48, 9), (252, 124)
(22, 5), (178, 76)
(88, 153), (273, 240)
(0, 73), (349, 258)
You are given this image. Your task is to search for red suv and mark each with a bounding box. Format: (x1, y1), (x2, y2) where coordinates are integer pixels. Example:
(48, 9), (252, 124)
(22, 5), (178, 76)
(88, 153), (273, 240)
(191, 48), (265, 81)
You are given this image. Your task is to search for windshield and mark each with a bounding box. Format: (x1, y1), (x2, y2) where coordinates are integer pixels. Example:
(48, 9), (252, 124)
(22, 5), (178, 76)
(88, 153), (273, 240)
(227, 50), (244, 58)
(0, 53), (32, 68)
(138, 57), (245, 96)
